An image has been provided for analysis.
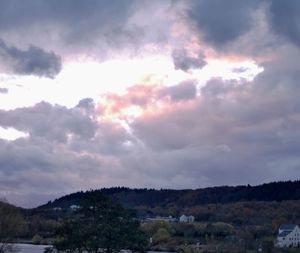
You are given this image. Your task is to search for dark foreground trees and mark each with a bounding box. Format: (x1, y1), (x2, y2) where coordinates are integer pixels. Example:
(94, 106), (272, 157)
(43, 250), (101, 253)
(0, 199), (24, 253)
(53, 192), (147, 253)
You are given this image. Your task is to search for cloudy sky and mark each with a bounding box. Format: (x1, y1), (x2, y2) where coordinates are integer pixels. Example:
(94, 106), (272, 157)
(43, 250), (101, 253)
(0, 0), (299, 207)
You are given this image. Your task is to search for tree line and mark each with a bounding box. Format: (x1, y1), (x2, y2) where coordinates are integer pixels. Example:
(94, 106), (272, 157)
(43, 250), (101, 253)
(39, 180), (300, 210)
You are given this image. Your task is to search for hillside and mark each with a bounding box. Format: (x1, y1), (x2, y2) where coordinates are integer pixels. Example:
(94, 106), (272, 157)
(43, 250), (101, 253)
(38, 180), (300, 210)
(3, 181), (300, 248)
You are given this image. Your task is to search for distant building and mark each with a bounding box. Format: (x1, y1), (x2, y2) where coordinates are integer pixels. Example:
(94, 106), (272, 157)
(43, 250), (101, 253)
(276, 224), (300, 248)
(70, 204), (80, 210)
(179, 214), (195, 223)
(145, 215), (177, 222)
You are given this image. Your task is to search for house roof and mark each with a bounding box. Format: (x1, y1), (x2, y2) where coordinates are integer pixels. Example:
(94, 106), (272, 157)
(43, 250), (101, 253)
(279, 224), (297, 231)
(278, 231), (292, 237)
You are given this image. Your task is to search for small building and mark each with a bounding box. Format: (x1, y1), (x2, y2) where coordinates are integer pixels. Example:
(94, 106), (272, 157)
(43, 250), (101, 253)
(179, 214), (195, 223)
(145, 215), (177, 222)
(276, 224), (300, 248)
(70, 204), (80, 210)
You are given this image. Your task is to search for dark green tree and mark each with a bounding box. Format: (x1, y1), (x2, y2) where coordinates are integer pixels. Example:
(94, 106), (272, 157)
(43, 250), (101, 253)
(0, 199), (24, 253)
(53, 192), (147, 253)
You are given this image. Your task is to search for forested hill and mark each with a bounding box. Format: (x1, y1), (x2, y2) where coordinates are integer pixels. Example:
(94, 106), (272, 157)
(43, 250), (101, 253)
(38, 180), (300, 210)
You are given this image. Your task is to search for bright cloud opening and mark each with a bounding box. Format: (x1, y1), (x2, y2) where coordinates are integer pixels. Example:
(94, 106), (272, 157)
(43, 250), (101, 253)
(0, 55), (263, 111)
(0, 127), (28, 141)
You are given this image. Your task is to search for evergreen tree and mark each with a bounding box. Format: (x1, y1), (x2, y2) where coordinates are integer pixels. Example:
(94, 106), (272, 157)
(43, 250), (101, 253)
(53, 192), (147, 253)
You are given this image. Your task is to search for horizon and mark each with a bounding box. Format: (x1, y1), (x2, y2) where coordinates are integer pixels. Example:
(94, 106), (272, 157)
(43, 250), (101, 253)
(9, 179), (299, 209)
(1, 0), (300, 208)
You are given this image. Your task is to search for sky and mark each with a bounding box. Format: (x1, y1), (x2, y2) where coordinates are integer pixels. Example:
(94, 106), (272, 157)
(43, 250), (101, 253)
(0, 0), (300, 208)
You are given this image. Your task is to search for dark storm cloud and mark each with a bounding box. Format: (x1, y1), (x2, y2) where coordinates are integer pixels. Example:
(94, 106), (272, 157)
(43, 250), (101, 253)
(0, 40), (62, 78)
(172, 48), (206, 71)
(267, 0), (300, 47)
(186, 0), (261, 47)
(183, 0), (300, 55)
(0, 0), (148, 53)
(0, 0), (133, 31)
(0, 0), (188, 61)
(0, 0), (297, 59)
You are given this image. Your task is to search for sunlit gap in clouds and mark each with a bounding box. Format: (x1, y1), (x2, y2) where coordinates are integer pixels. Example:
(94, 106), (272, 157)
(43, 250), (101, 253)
(0, 54), (263, 114)
(195, 59), (264, 85)
(95, 58), (263, 121)
(62, 56), (263, 96)
(0, 126), (29, 141)
(59, 55), (190, 93)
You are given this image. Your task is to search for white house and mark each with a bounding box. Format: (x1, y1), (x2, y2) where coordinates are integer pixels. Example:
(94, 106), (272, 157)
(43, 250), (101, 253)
(276, 224), (300, 248)
(145, 215), (177, 222)
(179, 214), (195, 223)
(70, 204), (80, 210)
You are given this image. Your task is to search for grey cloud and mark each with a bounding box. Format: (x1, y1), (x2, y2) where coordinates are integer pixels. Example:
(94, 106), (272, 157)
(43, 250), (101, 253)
(0, 0), (296, 61)
(172, 48), (206, 71)
(167, 80), (197, 102)
(0, 87), (8, 94)
(0, 101), (134, 207)
(2, 47), (300, 206)
(267, 0), (300, 47)
(0, 40), (62, 78)
(0, 0), (185, 60)
(0, 102), (96, 142)
(76, 98), (96, 117)
(76, 98), (95, 110)
(129, 46), (300, 188)
(2, 0), (300, 207)
(0, 0), (134, 32)
(201, 78), (234, 98)
(151, 81), (197, 104)
(0, 100), (134, 156)
(184, 0), (300, 55)
(186, 0), (261, 47)
(69, 121), (134, 156)
(0, 0), (150, 55)
(0, 137), (105, 207)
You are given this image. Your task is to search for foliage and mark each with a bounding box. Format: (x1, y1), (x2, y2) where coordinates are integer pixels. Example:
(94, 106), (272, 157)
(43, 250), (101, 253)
(39, 181), (300, 210)
(0, 201), (24, 240)
(141, 220), (174, 236)
(178, 245), (201, 253)
(53, 192), (147, 253)
(26, 215), (59, 236)
(152, 228), (171, 244)
(32, 234), (43, 245)
(0, 200), (24, 253)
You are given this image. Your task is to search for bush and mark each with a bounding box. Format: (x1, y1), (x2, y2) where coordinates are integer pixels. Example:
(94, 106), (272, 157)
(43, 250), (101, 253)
(32, 234), (43, 245)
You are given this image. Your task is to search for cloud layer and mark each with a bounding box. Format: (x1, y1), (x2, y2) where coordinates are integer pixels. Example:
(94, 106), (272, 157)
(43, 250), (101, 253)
(0, 39), (61, 78)
(0, 0), (300, 207)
